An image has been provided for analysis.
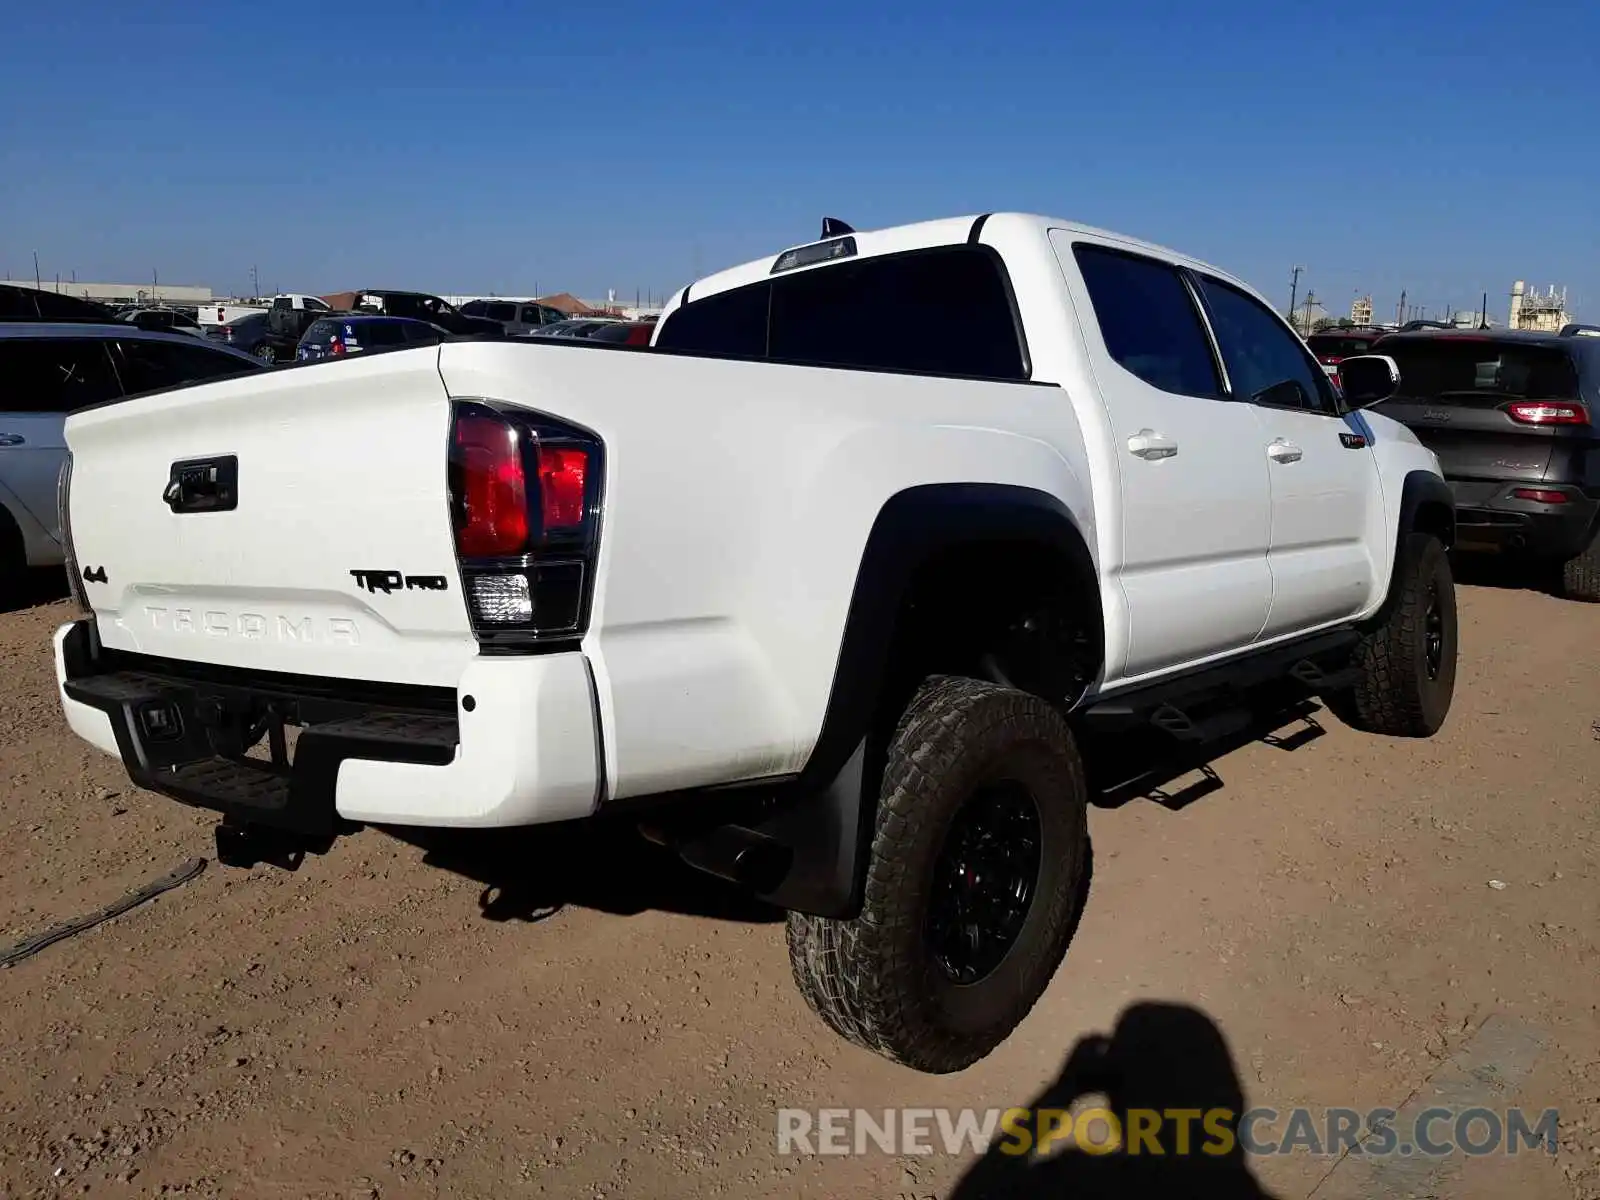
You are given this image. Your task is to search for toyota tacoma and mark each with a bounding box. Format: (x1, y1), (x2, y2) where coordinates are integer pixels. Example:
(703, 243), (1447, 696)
(53, 214), (1457, 1072)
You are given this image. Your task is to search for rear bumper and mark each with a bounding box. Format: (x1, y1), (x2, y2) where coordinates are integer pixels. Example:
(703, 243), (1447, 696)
(1448, 481), (1599, 559)
(54, 618), (602, 834)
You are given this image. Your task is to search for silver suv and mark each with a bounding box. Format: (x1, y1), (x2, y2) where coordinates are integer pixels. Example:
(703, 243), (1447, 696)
(0, 324), (262, 578)
(458, 298), (567, 336)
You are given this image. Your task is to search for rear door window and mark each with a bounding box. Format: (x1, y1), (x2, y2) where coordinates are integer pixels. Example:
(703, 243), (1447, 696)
(0, 338), (123, 413)
(654, 285), (770, 358)
(403, 322), (444, 345)
(358, 322), (408, 347)
(484, 302), (516, 321)
(1071, 245), (1222, 398)
(113, 339), (259, 396)
(1196, 276), (1338, 414)
(768, 247), (1027, 379)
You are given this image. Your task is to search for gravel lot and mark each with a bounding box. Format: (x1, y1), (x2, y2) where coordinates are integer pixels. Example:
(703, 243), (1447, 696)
(0, 573), (1595, 1199)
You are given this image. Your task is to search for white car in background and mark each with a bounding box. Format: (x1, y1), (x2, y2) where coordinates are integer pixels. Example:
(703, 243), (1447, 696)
(0, 324), (262, 585)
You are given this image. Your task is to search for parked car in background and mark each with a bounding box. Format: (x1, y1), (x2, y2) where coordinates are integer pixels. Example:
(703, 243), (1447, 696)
(459, 298), (567, 336)
(121, 307), (205, 337)
(197, 294), (330, 330)
(295, 315), (450, 361)
(523, 318), (623, 339)
(1367, 327), (1600, 600)
(328, 290), (503, 338)
(0, 323), (262, 583)
(584, 321), (655, 346)
(1307, 328), (1390, 384)
(206, 312), (279, 360)
(254, 294), (355, 363)
(0, 285), (116, 324)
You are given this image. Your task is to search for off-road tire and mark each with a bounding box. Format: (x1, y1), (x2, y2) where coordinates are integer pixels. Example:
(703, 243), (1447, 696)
(786, 676), (1088, 1074)
(1560, 530), (1600, 602)
(1326, 532), (1456, 737)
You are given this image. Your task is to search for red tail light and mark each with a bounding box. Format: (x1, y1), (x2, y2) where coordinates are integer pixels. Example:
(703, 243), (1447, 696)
(448, 402), (604, 646)
(453, 413), (530, 556)
(538, 447), (589, 529)
(1511, 488), (1570, 504)
(1505, 400), (1588, 425)
(329, 336), (346, 357)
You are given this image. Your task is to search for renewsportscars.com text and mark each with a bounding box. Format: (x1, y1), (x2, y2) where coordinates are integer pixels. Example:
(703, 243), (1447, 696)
(777, 1106), (1559, 1159)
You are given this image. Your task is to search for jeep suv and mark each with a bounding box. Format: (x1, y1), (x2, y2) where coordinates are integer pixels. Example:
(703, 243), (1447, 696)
(1370, 328), (1600, 599)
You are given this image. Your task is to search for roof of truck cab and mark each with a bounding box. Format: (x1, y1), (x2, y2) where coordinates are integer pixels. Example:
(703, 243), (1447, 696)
(670, 212), (1249, 310)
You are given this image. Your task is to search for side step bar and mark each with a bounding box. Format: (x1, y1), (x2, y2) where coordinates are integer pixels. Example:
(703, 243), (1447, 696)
(1079, 628), (1360, 741)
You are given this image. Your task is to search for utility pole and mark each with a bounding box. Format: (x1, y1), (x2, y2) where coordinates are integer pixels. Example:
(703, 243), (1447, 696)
(33, 250), (41, 291)
(250, 264), (260, 300)
(1396, 289), (1407, 326)
(1301, 290), (1316, 334)
(1288, 265), (1304, 321)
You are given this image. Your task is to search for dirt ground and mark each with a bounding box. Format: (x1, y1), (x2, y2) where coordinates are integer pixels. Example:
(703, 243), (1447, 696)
(0, 571), (1595, 1200)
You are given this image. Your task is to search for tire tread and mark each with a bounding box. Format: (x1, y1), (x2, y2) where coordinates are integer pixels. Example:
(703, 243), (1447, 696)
(788, 676), (1087, 1073)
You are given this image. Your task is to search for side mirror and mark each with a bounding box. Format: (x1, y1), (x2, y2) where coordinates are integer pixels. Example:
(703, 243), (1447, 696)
(1337, 354), (1400, 408)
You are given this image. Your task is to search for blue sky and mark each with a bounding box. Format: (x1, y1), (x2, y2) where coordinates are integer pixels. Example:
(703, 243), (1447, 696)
(3, 0), (1596, 318)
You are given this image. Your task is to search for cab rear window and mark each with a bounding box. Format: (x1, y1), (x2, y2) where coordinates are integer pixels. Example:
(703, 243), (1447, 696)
(655, 246), (1029, 380)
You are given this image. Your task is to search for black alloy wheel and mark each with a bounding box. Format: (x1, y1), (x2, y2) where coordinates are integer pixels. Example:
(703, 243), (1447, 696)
(925, 781), (1043, 986)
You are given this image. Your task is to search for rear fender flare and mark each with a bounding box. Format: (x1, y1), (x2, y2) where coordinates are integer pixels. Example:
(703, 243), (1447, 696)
(741, 484), (1099, 917)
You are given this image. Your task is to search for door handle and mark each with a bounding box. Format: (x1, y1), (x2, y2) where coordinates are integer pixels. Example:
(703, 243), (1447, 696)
(1266, 439), (1303, 464)
(1127, 430), (1179, 460)
(0, 433), (24, 447)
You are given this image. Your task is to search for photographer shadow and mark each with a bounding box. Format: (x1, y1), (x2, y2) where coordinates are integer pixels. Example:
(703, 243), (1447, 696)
(950, 1001), (1278, 1200)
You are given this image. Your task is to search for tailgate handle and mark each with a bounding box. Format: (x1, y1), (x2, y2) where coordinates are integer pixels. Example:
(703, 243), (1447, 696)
(164, 456), (238, 514)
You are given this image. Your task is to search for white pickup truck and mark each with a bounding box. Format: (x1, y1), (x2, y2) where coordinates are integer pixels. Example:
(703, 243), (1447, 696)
(53, 214), (1457, 1072)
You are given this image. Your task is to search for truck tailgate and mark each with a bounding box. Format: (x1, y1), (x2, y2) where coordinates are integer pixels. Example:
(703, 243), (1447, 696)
(65, 348), (478, 687)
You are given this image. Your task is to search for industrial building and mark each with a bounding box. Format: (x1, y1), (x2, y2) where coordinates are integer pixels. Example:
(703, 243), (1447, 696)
(1508, 281), (1571, 332)
(1, 279), (214, 306)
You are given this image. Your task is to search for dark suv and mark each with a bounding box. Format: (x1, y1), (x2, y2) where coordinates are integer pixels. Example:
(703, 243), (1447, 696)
(1306, 328), (1390, 387)
(1369, 328), (1600, 600)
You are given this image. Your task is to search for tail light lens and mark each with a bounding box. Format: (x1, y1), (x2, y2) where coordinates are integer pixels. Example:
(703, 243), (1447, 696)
(1511, 487), (1570, 504)
(1504, 400), (1589, 425)
(448, 401), (603, 648)
(329, 336), (346, 357)
(453, 414), (529, 556)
